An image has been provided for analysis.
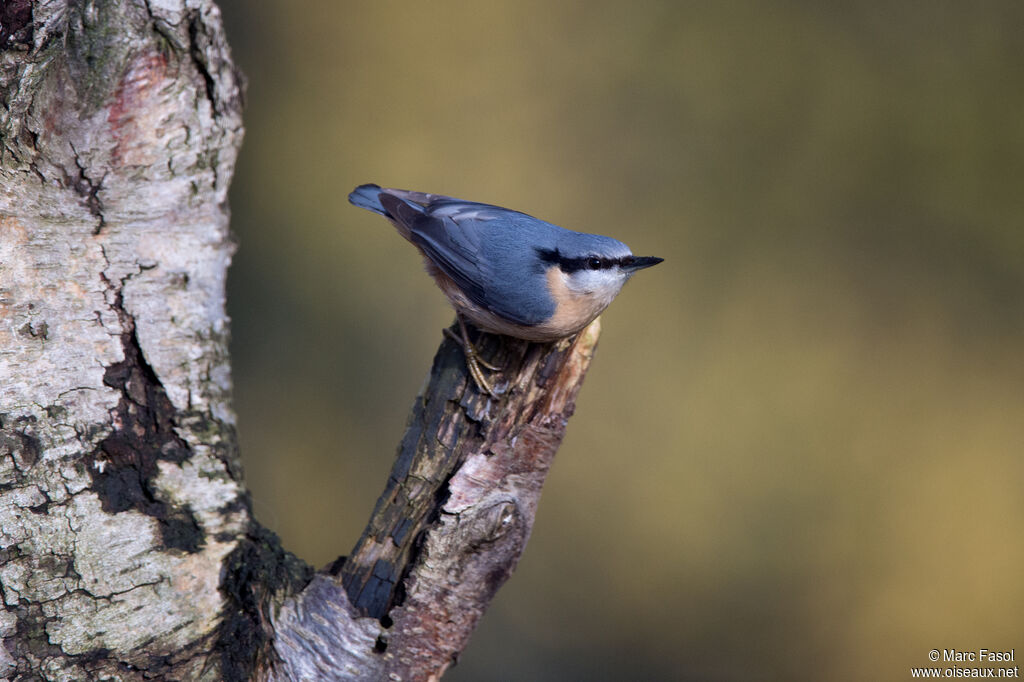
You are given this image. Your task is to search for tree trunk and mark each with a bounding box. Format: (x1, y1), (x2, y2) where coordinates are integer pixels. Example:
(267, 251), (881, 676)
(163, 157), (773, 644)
(0, 2), (598, 680)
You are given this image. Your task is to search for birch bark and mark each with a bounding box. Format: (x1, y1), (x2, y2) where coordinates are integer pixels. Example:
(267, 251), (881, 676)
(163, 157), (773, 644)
(0, 2), (256, 678)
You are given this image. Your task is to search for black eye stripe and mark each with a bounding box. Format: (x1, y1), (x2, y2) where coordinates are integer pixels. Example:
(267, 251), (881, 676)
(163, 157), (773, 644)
(536, 248), (627, 273)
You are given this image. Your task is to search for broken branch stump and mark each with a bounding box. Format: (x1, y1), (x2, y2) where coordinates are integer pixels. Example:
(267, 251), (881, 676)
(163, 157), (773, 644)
(268, 318), (600, 681)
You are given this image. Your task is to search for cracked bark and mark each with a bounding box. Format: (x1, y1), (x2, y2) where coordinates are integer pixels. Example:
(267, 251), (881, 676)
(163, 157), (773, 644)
(1, 2), (598, 680)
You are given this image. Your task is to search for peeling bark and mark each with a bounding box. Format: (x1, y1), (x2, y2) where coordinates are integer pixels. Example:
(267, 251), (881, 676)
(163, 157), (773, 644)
(0, 1), (255, 678)
(1, 2), (600, 680)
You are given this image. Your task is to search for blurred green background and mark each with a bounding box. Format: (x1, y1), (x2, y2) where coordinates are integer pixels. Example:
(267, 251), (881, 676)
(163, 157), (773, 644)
(217, 2), (1023, 680)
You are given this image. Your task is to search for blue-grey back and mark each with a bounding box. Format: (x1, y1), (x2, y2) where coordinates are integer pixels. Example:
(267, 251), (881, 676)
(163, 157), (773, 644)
(351, 185), (633, 327)
(409, 203), (564, 326)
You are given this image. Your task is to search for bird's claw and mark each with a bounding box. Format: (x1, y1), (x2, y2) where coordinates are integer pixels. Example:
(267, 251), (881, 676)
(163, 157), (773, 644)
(445, 319), (502, 398)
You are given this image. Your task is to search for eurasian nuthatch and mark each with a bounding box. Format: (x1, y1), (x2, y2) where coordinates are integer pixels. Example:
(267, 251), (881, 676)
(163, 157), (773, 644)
(349, 183), (662, 395)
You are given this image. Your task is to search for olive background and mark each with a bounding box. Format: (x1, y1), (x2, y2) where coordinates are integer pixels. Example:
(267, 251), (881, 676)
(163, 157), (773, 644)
(216, 2), (1023, 680)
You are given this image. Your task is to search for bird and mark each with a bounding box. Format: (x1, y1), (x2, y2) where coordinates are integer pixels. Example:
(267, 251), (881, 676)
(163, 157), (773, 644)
(348, 183), (662, 396)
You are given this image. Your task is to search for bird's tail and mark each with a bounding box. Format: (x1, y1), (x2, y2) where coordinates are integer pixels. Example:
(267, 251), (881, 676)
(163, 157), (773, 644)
(349, 183), (427, 241)
(348, 183), (388, 216)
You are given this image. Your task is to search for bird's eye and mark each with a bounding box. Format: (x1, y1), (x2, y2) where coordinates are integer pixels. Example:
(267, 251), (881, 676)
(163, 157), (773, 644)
(588, 258), (603, 270)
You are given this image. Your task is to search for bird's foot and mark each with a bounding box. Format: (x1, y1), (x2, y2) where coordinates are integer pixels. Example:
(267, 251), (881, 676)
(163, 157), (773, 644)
(444, 318), (502, 397)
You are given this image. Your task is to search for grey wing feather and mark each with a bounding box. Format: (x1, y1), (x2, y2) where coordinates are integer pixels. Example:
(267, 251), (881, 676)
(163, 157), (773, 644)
(379, 193), (490, 309)
(412, 217), (490, 307)
(415, 211), (555, 327)
(377, 190), (555, 327)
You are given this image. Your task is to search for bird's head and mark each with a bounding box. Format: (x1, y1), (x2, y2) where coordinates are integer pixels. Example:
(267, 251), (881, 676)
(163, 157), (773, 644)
(539, 233), (662, 303)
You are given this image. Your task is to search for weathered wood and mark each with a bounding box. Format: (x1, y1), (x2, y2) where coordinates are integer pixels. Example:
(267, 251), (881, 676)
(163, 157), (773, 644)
(268, 319), (600, 681)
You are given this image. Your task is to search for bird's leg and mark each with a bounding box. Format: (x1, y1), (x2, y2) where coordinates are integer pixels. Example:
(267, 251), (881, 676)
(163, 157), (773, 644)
(444, 316), (501, 397)
(459, 320), (503, 372)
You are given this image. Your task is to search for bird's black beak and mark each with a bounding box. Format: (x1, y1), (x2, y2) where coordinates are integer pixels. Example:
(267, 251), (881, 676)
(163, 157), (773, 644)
(623, 256), (664, 272)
